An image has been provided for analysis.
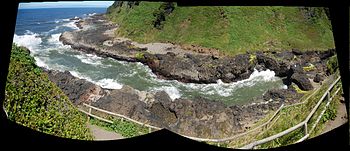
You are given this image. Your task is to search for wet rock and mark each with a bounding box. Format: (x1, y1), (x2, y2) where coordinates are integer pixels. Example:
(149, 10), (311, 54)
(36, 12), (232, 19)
(92, 85), (149, 121)
(292, 49), (303, 55)
(45, 70), (104, 105)
(313, 73), (325, 83)
(291, 73), (314, 91)
(263, 88), (303, 103)
(256, 54), (289, 76)
(276, 51), (295, 61)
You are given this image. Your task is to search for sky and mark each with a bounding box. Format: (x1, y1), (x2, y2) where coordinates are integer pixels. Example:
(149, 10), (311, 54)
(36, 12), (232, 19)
(19, 1), (114, 9)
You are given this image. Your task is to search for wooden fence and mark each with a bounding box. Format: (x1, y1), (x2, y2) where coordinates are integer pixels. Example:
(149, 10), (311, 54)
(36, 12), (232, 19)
(78, 75), (342, 148)
(239, 76), (342, 149)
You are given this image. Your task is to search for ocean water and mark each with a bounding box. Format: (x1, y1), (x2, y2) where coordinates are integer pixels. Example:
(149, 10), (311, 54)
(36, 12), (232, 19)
(13, 7), (286, 105)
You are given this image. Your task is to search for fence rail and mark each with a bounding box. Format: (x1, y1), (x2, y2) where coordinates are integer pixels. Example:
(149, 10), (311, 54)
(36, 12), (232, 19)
(78, 75), (342, 148)
(240, 76), (342, 149)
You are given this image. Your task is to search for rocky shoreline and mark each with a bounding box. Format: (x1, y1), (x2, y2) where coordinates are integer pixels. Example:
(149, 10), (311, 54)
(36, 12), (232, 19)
(44, 69), (287, 138)
(48, 14), (337, 138)
(60, 14), (335, 88)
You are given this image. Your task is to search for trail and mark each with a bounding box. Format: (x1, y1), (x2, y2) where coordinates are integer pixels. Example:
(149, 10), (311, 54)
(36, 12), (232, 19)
(321, 97), (348, 135)
(87, 123), (124, 140)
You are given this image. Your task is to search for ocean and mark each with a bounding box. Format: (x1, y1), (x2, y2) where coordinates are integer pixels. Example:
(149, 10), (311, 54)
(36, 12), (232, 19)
(13, 7), (286, 105)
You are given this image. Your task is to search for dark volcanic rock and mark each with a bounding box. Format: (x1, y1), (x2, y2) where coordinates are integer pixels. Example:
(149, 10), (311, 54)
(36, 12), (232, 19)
(45, 70), (104, 105)
(313, 73), (325, 83)
(263, 88), (303, 104)
(92, 85), (150, 122)
(292, 49), (303, 55)
(168, 97), (242, 137)
(256, 54), (290, 76)
(291, 73), (314, 91)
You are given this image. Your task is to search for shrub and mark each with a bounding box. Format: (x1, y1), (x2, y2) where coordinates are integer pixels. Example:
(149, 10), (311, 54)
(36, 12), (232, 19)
(4, 44), (92, 140)
(326, 55), (338, 74)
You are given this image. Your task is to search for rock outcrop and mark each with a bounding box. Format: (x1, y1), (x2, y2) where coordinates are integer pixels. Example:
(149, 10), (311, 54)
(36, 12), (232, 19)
(59, 14), (335, 92)
(45, 69), (285, 138)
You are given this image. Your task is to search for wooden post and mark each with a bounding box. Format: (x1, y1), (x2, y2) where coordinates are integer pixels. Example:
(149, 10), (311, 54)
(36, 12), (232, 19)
(304, 123), (308, 136)
(87, 102), (92, 122)
(327, 91), (330, 102)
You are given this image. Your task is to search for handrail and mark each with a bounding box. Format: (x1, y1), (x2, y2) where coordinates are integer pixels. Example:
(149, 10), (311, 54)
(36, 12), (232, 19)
(3, 106), (8, 118)
(79, 75), (342, 148)
(80, 101), (285, 142)
(240, 76), (341, 149)
(83, 103), (161, 130)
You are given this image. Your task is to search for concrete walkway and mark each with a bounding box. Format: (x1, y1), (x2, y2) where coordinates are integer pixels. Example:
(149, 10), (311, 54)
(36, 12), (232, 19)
(87, 124), (124, 141)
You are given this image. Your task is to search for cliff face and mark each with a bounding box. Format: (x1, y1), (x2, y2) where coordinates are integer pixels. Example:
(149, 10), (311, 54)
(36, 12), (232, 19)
(106, 2), (334, 55)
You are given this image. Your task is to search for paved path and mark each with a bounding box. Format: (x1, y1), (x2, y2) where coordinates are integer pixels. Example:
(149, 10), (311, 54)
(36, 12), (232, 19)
(321, 97), (348, 135)
(87, 124), (124, 141)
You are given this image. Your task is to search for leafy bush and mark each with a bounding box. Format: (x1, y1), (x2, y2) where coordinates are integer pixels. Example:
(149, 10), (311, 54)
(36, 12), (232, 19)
(135, 52), (145, 60)
(4, 44), (92, 140)
(326, 55), (338, 74)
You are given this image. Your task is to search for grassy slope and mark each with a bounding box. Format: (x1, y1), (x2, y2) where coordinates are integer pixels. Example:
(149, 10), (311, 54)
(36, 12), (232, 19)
(107, 2), (334, 55)
(4, 44), (92, 140)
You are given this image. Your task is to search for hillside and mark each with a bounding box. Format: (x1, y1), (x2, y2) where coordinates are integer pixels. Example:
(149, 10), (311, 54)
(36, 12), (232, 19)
(4, 44), (92, 140)
(106, 2), (334, 55)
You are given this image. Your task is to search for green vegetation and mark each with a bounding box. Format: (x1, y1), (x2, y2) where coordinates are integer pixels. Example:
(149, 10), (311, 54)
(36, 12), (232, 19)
(249, 54), (257, 64)
(292, 84), (309, 94)
(4, 44), (92, 140)
(326, 55), (338, 74)
(107, 2), (334, 55)
(303, 63), (316, 72)
(223, 74), (342, 148)
(135, 52), (145, 60)
(89, 116), (149, 138)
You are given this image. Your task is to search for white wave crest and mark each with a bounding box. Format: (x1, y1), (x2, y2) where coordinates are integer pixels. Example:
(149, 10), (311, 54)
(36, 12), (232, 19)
(152, 86), (181, 100)
(13, 32), (42, 51)
(62, 21), (79, 30)
(69, 71), (123, 90)
(181, 69), (279, 97)
(95, 79), (123, 89)
(88, 13), (97, 16)
(34, 57), (50, 69)
(74, 53), (103, 66)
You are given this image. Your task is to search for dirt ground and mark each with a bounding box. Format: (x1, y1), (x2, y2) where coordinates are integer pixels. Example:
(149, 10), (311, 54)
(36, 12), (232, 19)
(87, 124), (124, 141)
(321, 97), (348, 135)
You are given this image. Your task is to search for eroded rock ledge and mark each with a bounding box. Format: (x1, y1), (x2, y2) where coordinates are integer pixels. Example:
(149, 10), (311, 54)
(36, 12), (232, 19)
(60, 14), (336, 91)
(44, 69), (300, 138)
(52, 14), (336, 138)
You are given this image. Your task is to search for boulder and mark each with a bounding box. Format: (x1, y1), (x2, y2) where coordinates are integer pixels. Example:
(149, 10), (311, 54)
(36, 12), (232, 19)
(263, 88), (303, 103)
(291, 73), (314, 91)
(313, 73), (325, 83)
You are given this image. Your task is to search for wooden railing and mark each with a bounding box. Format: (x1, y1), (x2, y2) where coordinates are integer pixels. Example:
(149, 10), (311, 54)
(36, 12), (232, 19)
(240, 76), (342, 149)
(78, 75), (342, 148)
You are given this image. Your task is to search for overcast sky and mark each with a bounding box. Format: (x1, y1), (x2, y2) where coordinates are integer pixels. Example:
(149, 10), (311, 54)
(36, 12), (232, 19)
(19, 1), (114, 9)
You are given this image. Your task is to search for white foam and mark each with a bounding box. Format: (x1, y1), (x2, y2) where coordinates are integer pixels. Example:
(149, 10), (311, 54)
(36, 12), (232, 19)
(74, 53), (103, 66)
(69, 71), (96, 83)
(178, 69), (279, 97)
(34, 57), (50, 69)
(282, 85), (288, 89)
(95, 79), (123, 89)
(48, 33), (61, 43)
(62, 21), (79, 30)
(69, 70), (123, 90)
(152, 86), (181, 100)
(13, 32), (42, 51)
(88, 13), (97, 16)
